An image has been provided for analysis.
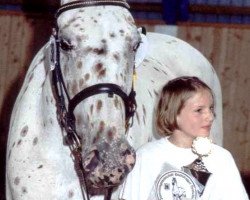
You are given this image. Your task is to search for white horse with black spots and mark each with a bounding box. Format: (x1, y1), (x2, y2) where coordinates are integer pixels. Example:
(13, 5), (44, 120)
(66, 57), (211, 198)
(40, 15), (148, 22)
(6, 0), (223, 200)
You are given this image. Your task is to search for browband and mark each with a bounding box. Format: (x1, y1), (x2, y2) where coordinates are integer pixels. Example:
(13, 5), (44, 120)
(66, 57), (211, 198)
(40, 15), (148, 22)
(56, 0), (130, 18)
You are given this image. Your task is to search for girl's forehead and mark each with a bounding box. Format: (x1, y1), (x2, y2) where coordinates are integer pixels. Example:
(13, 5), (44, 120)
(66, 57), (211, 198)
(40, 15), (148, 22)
(185, 89), (214, 106)
(194, 88), (212, 96)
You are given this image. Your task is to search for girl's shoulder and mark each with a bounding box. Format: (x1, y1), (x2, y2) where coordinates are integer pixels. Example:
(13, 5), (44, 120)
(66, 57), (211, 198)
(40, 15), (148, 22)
(210, 143), (234, 160)
(137, 138), (167, 156)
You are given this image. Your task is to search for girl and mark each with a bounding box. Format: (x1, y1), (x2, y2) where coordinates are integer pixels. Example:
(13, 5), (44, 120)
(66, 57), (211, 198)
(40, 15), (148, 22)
(119, 76), (248, 200)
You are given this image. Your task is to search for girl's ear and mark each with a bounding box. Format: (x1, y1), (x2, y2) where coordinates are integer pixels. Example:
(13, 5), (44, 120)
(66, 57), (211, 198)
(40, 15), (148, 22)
(176, 115), (180, 128)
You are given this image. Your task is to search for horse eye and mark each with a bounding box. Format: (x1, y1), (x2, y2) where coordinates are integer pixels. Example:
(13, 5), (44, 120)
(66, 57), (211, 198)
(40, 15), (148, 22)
(133, 41), (141, 52)
(59, 39), (74, 51)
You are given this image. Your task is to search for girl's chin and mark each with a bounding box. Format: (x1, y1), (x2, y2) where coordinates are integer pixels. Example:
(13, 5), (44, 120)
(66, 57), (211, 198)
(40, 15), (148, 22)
(197, 132), (210, 138)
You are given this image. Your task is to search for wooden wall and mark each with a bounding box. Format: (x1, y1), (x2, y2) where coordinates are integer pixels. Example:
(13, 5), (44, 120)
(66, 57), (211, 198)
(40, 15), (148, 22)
(0, 11), (249, 175)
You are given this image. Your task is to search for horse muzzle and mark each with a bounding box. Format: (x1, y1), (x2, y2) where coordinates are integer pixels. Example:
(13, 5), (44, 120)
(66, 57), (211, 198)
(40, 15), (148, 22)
(82, 139), (136, 189)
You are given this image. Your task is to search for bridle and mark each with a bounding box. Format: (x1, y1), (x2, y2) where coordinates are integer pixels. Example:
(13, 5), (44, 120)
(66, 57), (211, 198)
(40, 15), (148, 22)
(51, 0), (137, 150)
(49, 1), (137, 199)
(55, 0), (130, 18)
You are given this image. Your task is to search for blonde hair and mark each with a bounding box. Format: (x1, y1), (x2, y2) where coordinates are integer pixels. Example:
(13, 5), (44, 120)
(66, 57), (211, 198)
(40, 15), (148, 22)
(156, 76), (214, 136)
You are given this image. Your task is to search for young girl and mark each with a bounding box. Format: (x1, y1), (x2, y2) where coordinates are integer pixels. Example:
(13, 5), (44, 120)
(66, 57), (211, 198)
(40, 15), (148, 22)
(119, 76), (248, 200)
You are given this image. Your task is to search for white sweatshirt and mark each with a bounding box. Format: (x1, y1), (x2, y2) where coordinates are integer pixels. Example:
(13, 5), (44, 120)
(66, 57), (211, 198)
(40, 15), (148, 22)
(119, 137), (248, 200)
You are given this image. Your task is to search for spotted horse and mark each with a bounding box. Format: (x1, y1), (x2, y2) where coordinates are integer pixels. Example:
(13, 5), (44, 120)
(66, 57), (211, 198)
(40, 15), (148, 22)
(6, 0), (223, 200)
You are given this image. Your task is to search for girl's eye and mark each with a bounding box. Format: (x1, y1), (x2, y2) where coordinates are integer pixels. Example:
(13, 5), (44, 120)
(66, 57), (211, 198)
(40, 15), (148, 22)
(210, 106), (215, 114)
(60, 39), (74, 51)
(195, 108), (202, 113)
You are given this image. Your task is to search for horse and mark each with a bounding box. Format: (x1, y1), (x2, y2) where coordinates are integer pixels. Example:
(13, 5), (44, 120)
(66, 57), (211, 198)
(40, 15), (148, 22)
(6, 0), (223, 200)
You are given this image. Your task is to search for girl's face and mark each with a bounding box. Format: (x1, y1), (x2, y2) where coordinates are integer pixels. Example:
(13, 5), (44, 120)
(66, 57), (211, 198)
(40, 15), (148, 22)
(176, 89), (215, 142)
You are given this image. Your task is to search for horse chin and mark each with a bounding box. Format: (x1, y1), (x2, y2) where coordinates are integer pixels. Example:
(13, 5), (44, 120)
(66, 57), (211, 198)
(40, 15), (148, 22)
(82, 139), (136, 189)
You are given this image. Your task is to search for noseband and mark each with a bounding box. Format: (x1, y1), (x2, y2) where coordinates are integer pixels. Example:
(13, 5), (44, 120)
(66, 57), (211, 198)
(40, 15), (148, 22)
(49, 1), (137, 199)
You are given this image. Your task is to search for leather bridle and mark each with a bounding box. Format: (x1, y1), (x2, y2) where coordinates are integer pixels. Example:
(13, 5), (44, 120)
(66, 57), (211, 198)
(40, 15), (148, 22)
(49, 1), (137, 199)
(55, 0), (130, 18)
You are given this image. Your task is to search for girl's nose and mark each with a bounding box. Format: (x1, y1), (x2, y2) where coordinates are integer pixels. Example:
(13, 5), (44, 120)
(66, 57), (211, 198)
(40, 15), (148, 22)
(206, 109), (215, 122)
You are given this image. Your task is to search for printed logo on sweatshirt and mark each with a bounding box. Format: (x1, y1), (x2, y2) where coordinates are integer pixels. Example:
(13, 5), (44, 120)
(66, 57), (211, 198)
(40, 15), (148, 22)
(156, 170), (197, 200)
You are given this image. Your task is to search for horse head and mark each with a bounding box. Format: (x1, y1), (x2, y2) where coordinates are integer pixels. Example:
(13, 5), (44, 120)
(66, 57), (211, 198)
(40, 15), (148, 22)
(50, 0), (141, 191)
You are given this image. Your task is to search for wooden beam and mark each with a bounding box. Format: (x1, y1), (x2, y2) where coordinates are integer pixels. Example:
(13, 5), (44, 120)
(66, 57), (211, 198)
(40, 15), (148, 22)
(1, 3), (250, 16)
(130, 3), (250, 16)
(130, 2), (162, 12)
(189, 4), (250, 15)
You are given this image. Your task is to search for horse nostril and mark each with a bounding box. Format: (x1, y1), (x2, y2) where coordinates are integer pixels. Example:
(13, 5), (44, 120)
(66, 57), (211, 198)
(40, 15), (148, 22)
(83, 149), (101, 172)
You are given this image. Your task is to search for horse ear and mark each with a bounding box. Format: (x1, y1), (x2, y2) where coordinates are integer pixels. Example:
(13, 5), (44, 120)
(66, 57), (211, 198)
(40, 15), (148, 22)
(135, 27), (148, 68)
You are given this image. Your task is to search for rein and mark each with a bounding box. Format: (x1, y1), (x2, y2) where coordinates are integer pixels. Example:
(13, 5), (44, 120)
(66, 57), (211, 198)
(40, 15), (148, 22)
(49, 1), (137, 199)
